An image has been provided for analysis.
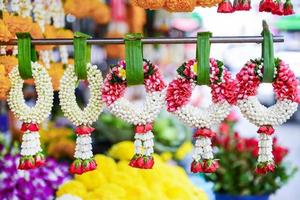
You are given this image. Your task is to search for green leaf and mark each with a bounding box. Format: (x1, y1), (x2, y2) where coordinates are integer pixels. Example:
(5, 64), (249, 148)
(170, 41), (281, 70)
(125, 33), (144, 85)
(196, 32), (212, 85)
(261, 20), (275, 83)
(74, 32), (91, 80)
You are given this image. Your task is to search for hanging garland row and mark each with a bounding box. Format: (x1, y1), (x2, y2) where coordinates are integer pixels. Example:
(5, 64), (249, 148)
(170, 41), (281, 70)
(6, 28), (300, 176)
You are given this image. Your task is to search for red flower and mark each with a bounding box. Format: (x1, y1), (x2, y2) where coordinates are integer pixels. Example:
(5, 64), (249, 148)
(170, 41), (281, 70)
(129, 158), (137, 167)
(135, 123), (153, 134)
(233, 0), (251, 11)
(70, 159), (83, 175)
(236, 139), (245, 152)
(203, 160), (219, 173)
(144, 157), (154, 169)
(257, 125), (275, 135)
(219, 122), (230, 135)
(283, 0), (295, 15)
(272, 1), (284, 15)
(135, 157), (145, 168)
(194, 128), (216, 138)
(102, 75), (126, 106)
(18, 156), (36, 170)
(259, 0), (276, 12)
(75, 125), (95, 135)
(190, 160), (203, 173)
(245, 138), (259, 157)
(35, 153), (45, 168)
(218, 0), (234, 13)
(20, 123), (39, 132)
(166, 78), (192, 112)
(255, 163), (275, 174)
(82, 159), (97, 173)
(273, 140), (288, 164)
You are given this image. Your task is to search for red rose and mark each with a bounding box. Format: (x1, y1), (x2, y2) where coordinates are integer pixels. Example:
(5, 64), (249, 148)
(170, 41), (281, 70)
(283, 0), (295, 15)
(129, 158), (137, 167)
(257, 125), (275, 135)
(20, 123), (39, 132)
(218, 0), (234, 13)
(135, 157), (145, 168)
(219, 123), (229, 135)
(70, 160), (83, 175)
(273, 144), (288, 164)
(272, 1), (284, 15)
(259, 0), (276, 12)
(191, 161), (203, 173)
(144, 157), (154, 169)
(233, 0), (251, 11)
(75, 125), (95, 135)
(203, 160), (219, 173)
(35, 153), (45, 168)
(19, 157), (36, 170)
(194, 128), (216, 138)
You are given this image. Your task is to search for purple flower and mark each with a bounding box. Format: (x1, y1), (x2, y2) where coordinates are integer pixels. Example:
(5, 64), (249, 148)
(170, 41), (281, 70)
(0, 153), (71, 199)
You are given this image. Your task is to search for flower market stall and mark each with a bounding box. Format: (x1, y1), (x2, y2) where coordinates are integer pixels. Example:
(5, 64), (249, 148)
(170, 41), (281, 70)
(0, 0), (300, 200)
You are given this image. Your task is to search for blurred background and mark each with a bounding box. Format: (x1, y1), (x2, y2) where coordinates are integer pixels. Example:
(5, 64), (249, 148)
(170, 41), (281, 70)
(0, 0), (299, 200)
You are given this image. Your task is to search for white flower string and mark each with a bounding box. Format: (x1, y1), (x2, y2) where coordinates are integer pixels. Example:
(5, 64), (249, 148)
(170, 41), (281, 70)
(236, 58), (299, 174)
(59, 63), (104, 174)
(8, 62), (53, 170)
(102, 60), (166, 169)
(166, 58), (237, 173)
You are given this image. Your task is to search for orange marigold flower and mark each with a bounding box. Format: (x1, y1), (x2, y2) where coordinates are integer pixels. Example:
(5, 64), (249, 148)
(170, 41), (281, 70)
(164, 0), (196, 12)
(91, 3), (111, 24)
(3, 12), (33, 37)
(55, 28), (73, 38)
(0, 20), (12, 42)
(0, 64), (11, 100)
(0, 55), (18, 75)
(64, 0), (99, 18)
(105, 32), (125, 59)
(196, 0), (222, 7)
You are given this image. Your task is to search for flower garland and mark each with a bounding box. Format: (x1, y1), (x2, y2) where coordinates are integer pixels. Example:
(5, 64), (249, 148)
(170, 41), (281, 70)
(166, 58), (237, 173)
(236, 58), (299, 174)
(59, 63), (104, 174)
(102, 60), (166, 169)
(7, 62), (53, 170)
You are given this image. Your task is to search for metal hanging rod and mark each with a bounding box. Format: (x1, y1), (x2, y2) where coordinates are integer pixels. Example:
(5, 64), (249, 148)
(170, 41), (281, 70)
(0, 36), (284, 45)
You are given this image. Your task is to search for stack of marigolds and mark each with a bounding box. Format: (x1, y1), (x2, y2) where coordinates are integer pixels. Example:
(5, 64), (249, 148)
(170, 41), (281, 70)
(56, 141), (208, 200)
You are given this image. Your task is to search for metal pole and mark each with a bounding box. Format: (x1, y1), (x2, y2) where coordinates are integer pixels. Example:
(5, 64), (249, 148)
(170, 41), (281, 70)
(0, 36), (284, 45)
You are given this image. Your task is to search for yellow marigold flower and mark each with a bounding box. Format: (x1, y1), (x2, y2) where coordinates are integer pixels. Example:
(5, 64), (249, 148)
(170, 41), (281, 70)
(0, 64), (10, 100)
(160, 152), (173, 161)
(175, 141), (193, 160)
(108, 141), (134, 161)
(75, 170), (107, 191)
(94, 154), (117, 180)
(0, 55), (18, 75)
(3, 12), (33, 37)
(88, 183), (126, 200)
(0, 20), (12, 42)
(56, 180), (87, 198)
